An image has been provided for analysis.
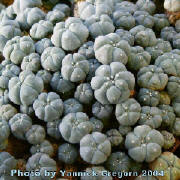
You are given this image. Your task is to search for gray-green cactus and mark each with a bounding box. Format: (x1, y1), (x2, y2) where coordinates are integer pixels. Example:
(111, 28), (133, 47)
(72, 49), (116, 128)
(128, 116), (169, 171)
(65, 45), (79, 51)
(91, 62), (135, 104)
(125, 125), (164, 162)
(137, 65), (168, 91)
(59, 112), (93, 144)
(80, 132), (111, 164)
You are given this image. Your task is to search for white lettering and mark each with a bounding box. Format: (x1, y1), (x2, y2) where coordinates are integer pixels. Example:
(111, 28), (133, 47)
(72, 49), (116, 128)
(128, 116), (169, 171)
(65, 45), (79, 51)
(11, 170), (17, 176)
(59, 170), (66, 176)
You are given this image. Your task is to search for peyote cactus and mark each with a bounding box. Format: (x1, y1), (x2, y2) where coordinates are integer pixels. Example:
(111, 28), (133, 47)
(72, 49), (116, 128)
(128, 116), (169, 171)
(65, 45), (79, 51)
(33, 92), (64, 122)
(50, 72), (75, 98)
(159, 91), (171, 105)
(59, 112), (93, 143)
(26, 153), (57, 180)
(172, 96), (180, 117)
(30, 140), (54, 157)
(25, 125), (46, 145)
(171, 117), (180, 136)
(0, 0), (180, 176)
(9, 113), (32, 140)
(146, 39), (172, 62)
(80, 132), (111, 164)
(92, 101), (113, 121)
(106, 129), (123, 147)
(35, 38), (53, 55)
(130, 25), (157, 47)
(91, 62), (135, 104)
(119, 125), (132, 136)
(13, 0), (42, 14)
(53, 3), (70, 17)
(0, 152), (17, 176)
(85, 14), (115, 39)
(3, 36), (35, 65)
(138, 106), (162, 129)
(94, 33), (129, 65)
(20, 105), (34, 117)
(86, 59), (101, 82)
(161, 130), (175, 149)
(127, 46), (151, 71)
(78, 41), (95, 59)
(63, 98), (83, 115)
(78, 0), (114, 20)
(125, 125), (164, 162)
(116, 28), (135, 46)
(114, 1), (137, 14)
(30, 20), (53, 40)
(0, 119), (10, 142)
(74, 83), (94, 104)
(61, 53), (90, 83)
(113, 11), (135, 30)
(161, 26), (177, 43)
(0, 60), (20, 89)
(0, 104), (17, 122)
(58, 143), (78, 164)
(115, 98), (141, 126)
(81, 166), (113, 180)
(47, 119), (62, 140)
(46, 9), (65, 25)
(167, 76), (180, 99)
(0, 19), (21, 51)
(21, 53), (41, 73)
(155, 52), (180, 77)
(41, 47), (65, 72)
(158, 104), (176, 128)
(137, 65), (168, 91)
(89, 117), (103, 132)
(137, 88), (160, 107)
(105, 152), (131, 172)
(153, 14), (170, 32)
(51, 17), (89, 51)
(149, 152), (180, 180)
(8, 71), (44, 106)
(133, 11), (154, 29)
(16, 7), (45, 30)
(136, 0), (156, 15)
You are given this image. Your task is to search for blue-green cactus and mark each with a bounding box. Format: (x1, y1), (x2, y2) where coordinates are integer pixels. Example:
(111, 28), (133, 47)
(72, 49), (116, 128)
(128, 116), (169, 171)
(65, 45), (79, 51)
(63, 98), (83, 115)
(134, 11), (154, 28)
(21, 53), (40, 73)
(138, 106), (162, 129)
(85, 14), (115, 39)
(91, 62), (135, 104)
(30, 140), (54, 157)
(59, 112), (92, 144)
(80, 132), (111, 164)
(16, 7), (45, 30)
(137, 88), (160, 107)
(3, 36), (35, 65)
(61, 53), (89, 82)
(58, 143), (78, 164)
(51, 17), (89, 51)
(30, 20), (53, 40)
(9, 113), (32, 140)
(26, 153), (56, 180)
(26, 125), (46, 145)
(125, 125), (164, 162)
(74, 83), (94, 104)
(115, 98), (141, 126)
(33, 92), (64, 122)
(137, 65), (168, 91)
